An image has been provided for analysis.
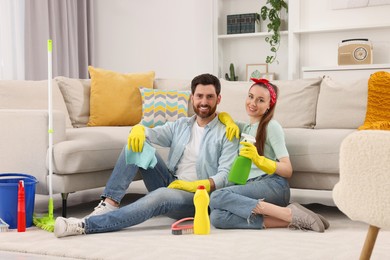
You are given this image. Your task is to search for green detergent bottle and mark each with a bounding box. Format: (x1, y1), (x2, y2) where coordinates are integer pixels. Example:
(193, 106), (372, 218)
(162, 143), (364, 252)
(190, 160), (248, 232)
(228, 134), (256, 185)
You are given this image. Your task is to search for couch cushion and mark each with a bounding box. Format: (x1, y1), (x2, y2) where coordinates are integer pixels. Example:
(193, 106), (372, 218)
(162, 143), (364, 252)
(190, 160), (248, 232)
(87, 66), (155, 126)
(218, 78), (322, 128)
(55, 77), (91, 128)
(284, 128), (356, 174)
(53, 126), (171, 174)
(53, 127), (131, 174)
(140, 88), (191, 128)
(315, 76), (367, 129)
(358, 71), (390, 130)
(0, 80), (72, 128)
(217, 79), (252, 122)
(274, 78), (322, 128)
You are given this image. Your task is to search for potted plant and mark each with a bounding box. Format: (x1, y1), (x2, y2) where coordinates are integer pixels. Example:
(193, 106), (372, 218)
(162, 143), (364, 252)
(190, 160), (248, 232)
(260, 0), (288, 64)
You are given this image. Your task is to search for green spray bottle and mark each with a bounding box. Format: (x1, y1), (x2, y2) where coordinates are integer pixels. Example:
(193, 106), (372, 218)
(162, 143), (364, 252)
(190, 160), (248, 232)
(228, 133), (256, 185)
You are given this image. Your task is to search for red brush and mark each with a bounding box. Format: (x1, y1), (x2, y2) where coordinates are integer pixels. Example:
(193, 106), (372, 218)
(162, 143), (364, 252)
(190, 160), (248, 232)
(171, 217), (194, 235)
(17, 180), (26, 232)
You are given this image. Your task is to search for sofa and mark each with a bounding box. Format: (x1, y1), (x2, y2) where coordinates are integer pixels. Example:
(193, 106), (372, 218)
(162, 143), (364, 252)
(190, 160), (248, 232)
(0, 68), (376, 216)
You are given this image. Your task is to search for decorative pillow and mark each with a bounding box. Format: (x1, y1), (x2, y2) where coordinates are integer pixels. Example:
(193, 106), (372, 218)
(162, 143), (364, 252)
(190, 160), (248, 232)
(55, 77), (91, 128)
(272, 78), (322, 128)
(87, 66), (155, 126)
(359, 71), (390, 130)
(315, 76), (368, 129)
(140, 88), (191, 127)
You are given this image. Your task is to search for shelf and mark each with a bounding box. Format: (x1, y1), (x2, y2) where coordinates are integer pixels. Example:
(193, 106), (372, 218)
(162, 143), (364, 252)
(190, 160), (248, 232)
(218, 30), (288, 39)
(294, 24), (390, 34)
(302, 63), (390, 72)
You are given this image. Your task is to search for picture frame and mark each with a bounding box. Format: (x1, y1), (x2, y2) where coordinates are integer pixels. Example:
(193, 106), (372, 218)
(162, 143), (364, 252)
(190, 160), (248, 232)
(260, 72), (275, 81)
(246, 64), (268, 81)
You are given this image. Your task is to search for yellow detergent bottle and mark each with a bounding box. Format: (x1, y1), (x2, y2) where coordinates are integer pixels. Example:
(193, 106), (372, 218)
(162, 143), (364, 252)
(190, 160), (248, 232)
(193, 185), (210, 235)
(228, 133), (256, 185)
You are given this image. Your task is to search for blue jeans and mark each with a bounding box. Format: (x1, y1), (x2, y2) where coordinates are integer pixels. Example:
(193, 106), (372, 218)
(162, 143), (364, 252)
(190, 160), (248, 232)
(209, 174), (290, 229)
(84, 146), (195, 234)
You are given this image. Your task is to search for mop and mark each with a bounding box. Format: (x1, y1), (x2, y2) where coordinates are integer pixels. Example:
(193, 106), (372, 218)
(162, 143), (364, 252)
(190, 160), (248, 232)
(33, 39), (55, 232)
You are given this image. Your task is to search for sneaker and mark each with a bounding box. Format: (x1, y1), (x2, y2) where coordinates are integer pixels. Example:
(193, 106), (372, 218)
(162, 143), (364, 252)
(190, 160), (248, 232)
(287, 203), (325, 233)
(84, 200), (118, 219)
(317, 213), (330, 230)
(54, 217), (85, 238)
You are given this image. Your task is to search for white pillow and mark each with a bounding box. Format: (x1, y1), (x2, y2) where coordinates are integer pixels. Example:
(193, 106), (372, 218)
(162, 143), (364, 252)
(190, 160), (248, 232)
(315, 76), (368, 129)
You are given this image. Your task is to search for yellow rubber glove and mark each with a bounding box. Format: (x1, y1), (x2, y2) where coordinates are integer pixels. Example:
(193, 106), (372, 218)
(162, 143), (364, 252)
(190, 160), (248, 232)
(218, 112), (240, 141)
(127, 124), (146, 152)
(167, 179), (211, 193)
(239, 141), (276, 174)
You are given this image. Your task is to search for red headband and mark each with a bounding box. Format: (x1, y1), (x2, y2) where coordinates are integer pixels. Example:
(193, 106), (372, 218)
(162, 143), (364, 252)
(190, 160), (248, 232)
(250, 78), (276, 107)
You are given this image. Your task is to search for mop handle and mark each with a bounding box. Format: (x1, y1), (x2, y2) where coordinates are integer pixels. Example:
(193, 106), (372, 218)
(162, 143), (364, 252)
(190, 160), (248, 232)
(48, 40), (53, 199)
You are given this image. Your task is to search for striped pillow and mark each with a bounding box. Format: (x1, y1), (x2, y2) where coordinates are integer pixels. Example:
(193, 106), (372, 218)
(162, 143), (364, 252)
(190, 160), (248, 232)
(140, 88), (191, 128)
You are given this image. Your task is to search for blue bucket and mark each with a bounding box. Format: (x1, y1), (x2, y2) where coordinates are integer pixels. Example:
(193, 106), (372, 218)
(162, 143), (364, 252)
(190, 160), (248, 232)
(0, 173), (38, 229)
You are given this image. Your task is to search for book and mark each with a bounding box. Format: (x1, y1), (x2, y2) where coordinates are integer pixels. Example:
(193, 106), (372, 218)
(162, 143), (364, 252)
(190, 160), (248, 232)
(227, 13), (258, 34)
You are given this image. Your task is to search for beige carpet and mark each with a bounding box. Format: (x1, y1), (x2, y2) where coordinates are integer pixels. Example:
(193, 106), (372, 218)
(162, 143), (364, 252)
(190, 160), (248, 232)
(0, 186), (389, 260)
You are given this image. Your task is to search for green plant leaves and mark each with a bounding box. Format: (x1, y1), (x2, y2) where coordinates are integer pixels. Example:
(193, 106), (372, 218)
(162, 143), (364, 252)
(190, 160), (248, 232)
(260, 0), (288, 64)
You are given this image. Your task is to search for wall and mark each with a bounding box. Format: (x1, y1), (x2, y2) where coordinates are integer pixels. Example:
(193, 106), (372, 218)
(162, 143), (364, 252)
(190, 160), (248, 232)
(93, 0), (213, 79)
(93, 0), (390, 80)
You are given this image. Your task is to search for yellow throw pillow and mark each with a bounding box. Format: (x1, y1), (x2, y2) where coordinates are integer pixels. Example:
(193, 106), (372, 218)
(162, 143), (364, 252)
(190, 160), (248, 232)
(358, 71), (390, 130)
(87, 66), (155, 126)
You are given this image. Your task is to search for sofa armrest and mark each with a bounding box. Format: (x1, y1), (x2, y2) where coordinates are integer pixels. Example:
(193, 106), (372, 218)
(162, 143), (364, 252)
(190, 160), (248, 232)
(0, 109), (66, 194)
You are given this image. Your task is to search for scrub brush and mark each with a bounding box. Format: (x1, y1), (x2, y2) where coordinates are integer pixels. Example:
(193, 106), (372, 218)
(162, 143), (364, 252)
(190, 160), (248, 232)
(171, 217), (194, 235)
(0, 218), (9, 232)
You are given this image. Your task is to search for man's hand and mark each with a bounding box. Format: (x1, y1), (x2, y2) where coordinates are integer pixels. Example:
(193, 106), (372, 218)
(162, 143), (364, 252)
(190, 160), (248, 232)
(127, 124), (145, 152)
(218, 112), (240, 141)
(167, 179), (211, 193)
(239, 141), (276, 174)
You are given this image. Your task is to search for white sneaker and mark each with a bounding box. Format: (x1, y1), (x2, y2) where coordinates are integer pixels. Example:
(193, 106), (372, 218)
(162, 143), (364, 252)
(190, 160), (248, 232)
(54, 217), (85, 238)
(84, 200), (118, 219)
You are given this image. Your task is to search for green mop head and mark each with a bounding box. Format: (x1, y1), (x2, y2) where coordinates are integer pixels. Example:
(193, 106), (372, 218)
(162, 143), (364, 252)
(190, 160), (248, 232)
(33, 198), (55, 232)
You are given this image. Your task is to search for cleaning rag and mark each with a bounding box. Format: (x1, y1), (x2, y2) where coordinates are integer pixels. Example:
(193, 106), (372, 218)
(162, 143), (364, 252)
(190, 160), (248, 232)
(125, 142), (157, 169)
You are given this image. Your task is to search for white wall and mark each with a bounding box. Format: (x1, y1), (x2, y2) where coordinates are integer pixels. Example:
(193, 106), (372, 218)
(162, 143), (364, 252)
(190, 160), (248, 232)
(93, 0), (213, 80)
(93, 0), (390, 80)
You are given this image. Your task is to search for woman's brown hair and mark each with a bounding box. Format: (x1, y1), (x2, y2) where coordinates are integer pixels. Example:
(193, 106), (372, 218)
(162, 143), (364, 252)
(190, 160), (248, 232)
(251, 82), (279, 156)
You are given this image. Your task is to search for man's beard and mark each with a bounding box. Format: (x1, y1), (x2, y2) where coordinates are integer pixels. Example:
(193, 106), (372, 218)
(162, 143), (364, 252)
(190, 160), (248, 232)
(193, 104), (217, 119)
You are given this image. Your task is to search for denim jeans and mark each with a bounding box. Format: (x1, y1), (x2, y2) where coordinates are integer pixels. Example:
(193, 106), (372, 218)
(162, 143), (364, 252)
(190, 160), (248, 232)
(209, 174), (290, 229)
(84, 146), (196, 234)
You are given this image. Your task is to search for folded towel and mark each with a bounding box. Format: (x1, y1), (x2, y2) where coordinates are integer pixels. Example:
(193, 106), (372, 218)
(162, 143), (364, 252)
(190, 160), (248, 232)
(125, 142), (157, 170)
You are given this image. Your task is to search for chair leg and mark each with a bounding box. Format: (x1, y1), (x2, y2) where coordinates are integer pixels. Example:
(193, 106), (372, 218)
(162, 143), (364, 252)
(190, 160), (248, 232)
(360, 225), (380, 260)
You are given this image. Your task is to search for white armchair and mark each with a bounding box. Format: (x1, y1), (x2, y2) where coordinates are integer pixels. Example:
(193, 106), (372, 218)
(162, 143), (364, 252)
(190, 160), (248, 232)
(333, 130), (390, 260)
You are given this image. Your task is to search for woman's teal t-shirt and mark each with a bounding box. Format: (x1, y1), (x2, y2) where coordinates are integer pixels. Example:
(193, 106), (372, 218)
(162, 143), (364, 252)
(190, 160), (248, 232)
(236, 119), (289, 179)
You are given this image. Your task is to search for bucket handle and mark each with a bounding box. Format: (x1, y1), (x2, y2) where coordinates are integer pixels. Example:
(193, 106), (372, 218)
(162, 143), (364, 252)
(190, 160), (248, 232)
(0, 173), (38, 183)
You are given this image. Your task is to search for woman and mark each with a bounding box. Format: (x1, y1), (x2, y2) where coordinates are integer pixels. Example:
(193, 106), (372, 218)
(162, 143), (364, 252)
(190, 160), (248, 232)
(213, 78), (328, 232)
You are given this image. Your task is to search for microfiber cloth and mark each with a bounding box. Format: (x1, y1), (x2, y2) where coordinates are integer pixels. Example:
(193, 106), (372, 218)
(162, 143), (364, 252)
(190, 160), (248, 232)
(125, 142), (157, 170)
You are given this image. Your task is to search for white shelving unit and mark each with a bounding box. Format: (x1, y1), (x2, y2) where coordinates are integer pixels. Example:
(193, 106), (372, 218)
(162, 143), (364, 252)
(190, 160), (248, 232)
(302, 63), (390, 84)
(213, 0), (390, 80)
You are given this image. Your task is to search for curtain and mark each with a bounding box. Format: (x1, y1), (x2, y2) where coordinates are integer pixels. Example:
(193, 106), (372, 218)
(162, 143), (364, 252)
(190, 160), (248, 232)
(24, 0), (94, 80)
(0, 0), (25, 80)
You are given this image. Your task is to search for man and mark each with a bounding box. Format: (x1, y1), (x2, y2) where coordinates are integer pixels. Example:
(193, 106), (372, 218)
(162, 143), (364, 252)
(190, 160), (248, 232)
(54, 73), (238, 238)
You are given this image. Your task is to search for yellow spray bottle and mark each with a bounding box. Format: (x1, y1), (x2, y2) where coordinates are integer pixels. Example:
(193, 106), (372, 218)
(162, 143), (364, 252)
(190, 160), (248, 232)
(228, 133), (256, 185)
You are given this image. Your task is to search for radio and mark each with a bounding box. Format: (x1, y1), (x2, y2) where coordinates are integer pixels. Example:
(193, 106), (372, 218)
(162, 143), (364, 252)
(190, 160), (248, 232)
(338, 39), (373, 65)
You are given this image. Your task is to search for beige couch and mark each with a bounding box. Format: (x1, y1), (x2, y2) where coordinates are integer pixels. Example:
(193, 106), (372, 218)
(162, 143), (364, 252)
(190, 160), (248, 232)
(0, 74), (370, 215)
